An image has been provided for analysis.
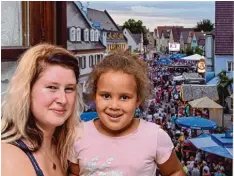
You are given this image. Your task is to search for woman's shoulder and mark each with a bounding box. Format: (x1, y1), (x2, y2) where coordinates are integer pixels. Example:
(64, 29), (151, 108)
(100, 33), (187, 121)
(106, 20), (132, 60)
(1, 142), (37, 176)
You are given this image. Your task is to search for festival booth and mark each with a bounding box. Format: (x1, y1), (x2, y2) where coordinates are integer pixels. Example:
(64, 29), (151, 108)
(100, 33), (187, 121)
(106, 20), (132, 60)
(189, 132), (233, 159)
(180, 85), (219, 102)
(188, 96), (223, 127)
(181, 54), (204, 61)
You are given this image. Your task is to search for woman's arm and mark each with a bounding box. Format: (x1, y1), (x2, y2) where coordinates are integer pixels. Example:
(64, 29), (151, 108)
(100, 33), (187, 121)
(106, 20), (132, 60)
(68, 162), (80, 176)
(1, 143), (36, 176)
(157, 150), (185, 176)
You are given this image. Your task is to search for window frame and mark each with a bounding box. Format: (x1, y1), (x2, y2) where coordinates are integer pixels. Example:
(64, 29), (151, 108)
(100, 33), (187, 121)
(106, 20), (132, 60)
(227, 61), (233, 72)
(1, 2), (67, 61)
(79, 56), (86, 69)
(89, 55), (94, 68)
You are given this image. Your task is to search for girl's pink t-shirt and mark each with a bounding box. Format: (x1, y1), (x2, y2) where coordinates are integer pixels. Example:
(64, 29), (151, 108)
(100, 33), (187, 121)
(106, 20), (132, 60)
(70, 119), (174, 176)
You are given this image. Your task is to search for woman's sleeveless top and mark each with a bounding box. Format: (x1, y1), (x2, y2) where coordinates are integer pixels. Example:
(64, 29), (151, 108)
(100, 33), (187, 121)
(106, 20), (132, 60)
(11, 139), (44, 176)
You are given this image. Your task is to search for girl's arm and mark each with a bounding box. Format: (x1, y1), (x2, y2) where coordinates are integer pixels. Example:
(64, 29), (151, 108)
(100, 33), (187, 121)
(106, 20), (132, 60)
(157, 150), (185, 176)
(68, 162), (80, 176)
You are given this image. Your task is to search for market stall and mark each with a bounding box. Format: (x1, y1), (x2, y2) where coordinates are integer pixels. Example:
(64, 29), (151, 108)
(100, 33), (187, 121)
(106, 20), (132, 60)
(188, 96), (223, 126)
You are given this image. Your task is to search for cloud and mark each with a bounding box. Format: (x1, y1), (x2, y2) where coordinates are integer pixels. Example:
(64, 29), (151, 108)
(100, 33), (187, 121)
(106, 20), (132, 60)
(86, 1), (215, 31)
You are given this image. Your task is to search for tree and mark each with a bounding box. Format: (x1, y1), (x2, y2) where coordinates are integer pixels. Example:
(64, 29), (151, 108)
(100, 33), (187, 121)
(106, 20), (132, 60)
(123, 19), (148, 46)
(217, 70), (233, 108)
(195, 19), (214, 32)
(194, 46), (203, 55)
(123, 19), (144, 33)
(185, 46), (193, 56)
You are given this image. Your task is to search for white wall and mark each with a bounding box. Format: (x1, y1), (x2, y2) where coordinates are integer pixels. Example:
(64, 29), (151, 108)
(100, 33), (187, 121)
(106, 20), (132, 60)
(215, 55), (233, 75)
(123, 29), (137, 52)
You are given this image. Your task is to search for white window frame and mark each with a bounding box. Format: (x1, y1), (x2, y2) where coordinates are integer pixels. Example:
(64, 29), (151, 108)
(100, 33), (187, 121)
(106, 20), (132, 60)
(76, 27), (81, 42)
(90, 29), (94, 42)
(89, 55), (94, 68)
(84, 28), (89, 42)
(69, 27), (76, 42)
(79, 56), (86, 69)
(227, 61), (233, 72)
(95, 29), (99, 41)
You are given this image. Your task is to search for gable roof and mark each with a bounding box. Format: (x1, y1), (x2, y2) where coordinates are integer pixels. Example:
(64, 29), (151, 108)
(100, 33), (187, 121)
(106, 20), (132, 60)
(157, 26), (174, 38)
(132, 33), (142, 44)
(215, 1), (234, 55)
(161, 29), (171, 38)
(181, 31), (190, 43)
(172, 27), (184, 42)
(87, 8), (119, 31)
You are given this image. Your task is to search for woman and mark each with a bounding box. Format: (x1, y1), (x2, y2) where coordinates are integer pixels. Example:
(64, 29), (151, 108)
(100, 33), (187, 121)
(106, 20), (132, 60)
(1, 43), (84, 176)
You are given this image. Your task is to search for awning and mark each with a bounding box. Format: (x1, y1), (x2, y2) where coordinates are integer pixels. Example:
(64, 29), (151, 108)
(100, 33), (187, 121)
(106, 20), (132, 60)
(189, 96), (223, 109)
(176, 117), (217, 130)
(189, 133), (233, 159)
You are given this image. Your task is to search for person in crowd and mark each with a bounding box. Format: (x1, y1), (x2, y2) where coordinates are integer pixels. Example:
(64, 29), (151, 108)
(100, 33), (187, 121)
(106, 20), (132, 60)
(181, 160), (189, 175)
(191, 163), (200, 176)
(68, 51), (185, 176)
(1, 43), (83, 176)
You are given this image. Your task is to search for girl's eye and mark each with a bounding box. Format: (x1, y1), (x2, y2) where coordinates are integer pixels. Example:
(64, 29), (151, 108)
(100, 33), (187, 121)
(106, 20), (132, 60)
(65, 87), (75, 93)
(120, 95), (129, 100)
(102, 94), (110, 99)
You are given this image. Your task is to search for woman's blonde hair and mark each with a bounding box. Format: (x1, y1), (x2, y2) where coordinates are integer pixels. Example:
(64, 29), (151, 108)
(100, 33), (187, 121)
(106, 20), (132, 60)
(87, 50), (152, 106)
(1, 43), (84, 171)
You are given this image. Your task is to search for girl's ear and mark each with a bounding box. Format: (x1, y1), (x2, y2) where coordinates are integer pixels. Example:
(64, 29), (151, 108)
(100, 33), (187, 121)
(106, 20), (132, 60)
(136, 98), (142, 108)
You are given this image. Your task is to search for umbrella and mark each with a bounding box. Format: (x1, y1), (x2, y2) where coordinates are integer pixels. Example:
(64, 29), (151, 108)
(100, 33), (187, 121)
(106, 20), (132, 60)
(81, 112), (98, 121)
(157, 58), (173, 64)
(176, 117), (217, 130)
(189, 133), (233, 159)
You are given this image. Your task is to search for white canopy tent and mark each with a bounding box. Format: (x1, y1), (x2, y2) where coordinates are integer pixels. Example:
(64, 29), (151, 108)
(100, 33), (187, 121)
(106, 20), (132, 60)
(173, 75), (184, 81)
(182, 54), (204, 61)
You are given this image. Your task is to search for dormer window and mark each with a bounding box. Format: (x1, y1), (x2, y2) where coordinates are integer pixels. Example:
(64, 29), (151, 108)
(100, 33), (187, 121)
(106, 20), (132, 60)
(76, 27), (81, 42)
(94, 30), (99, 41)
(90, 29), (94, 41)
(84, 28), (89, 42)
(69, 27), (76, 42)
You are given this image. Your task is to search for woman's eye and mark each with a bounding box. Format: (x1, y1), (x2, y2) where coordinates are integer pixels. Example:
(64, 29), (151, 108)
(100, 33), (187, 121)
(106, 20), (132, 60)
(47, 86), (57, 91)
(65, 87), (74, 93)
(121, 95), (129, 100)
(102, 94), (110, 99)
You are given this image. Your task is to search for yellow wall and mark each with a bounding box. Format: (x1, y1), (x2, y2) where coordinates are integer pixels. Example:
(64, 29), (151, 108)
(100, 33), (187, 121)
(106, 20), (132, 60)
(107, 43), (128, 52)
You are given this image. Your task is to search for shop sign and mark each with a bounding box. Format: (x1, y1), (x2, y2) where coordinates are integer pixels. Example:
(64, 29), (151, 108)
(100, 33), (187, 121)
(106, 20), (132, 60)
(197, 59), (206, 73)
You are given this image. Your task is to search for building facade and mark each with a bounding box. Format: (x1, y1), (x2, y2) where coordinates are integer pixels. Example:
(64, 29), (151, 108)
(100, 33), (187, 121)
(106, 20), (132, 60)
(214, 1), (234, 75)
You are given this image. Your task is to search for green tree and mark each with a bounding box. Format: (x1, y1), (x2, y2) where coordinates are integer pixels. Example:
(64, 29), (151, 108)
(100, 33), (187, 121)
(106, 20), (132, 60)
(195, 19), (214, 32)
(194, 46), (203, 55)
(123, 19), (148, 46)
(185, 46), (194, 56)
(123, 19), (144, 33)
(217, 70), (233, 107)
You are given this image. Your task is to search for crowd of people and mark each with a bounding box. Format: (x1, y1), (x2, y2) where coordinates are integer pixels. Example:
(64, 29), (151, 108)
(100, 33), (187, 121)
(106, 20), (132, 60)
(139, 56), (232, 176)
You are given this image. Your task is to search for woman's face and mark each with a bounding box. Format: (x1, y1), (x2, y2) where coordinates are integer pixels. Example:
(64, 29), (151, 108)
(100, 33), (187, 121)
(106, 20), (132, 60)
(31, 64), (77, 131)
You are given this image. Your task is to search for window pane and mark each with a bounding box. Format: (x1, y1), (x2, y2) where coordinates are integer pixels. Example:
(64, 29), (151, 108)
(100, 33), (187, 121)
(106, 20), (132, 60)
(1, 1), (29, 46)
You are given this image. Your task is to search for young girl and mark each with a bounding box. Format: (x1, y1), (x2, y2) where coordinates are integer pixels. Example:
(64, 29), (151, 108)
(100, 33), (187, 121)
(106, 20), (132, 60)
(69, 51), (184, 176)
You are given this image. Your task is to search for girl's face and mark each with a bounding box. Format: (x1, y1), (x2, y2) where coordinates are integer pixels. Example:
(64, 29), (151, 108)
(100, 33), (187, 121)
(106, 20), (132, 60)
(31, 65), (77, 132)
(94, 71), (141, 136)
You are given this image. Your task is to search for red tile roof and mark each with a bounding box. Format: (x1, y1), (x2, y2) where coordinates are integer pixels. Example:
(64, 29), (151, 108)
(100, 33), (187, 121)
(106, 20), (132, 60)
(215, 1), (234, 55)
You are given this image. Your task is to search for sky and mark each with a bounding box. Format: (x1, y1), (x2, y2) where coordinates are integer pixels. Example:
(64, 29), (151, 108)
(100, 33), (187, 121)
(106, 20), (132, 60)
(84, 1), (215, 31)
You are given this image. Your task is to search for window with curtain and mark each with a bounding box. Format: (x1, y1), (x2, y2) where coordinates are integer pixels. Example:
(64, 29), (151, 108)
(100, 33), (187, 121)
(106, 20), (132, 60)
(1, 1), (29, 46)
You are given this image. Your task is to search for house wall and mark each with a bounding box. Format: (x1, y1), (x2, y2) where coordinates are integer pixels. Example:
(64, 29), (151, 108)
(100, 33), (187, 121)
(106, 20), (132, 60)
(214, 55), (233, 74)
(123, 29), (137, 52)
(191, 34), (197, 49)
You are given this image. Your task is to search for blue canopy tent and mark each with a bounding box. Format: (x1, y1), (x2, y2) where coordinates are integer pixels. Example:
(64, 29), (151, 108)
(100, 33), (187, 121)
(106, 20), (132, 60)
(81, 112), (98, 122)
(176, 117), (217, 130)
(157, 58), (173, 64)
(189, 132), (233, 159)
